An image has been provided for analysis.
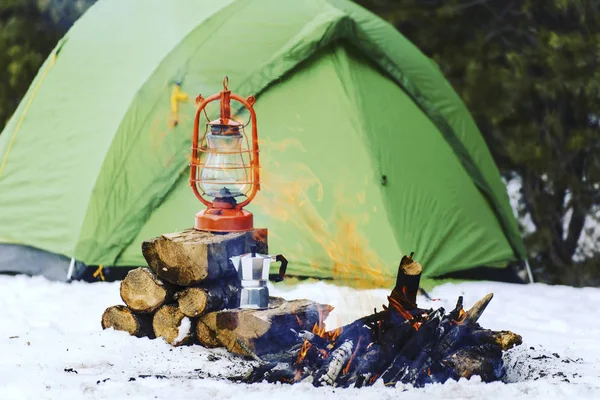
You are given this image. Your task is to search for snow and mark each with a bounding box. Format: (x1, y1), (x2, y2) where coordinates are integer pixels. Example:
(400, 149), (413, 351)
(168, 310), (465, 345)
(1, 275), (599, 399)
(175, 317), (191, 345)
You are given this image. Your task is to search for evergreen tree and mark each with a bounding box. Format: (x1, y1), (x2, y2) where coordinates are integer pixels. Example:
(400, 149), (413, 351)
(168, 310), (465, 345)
(357, 0), (600, 283)
(0, 0), (95, 126)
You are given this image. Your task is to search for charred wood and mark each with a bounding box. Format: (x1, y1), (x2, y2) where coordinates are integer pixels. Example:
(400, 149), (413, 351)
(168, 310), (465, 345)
(389, 252), (422, 310)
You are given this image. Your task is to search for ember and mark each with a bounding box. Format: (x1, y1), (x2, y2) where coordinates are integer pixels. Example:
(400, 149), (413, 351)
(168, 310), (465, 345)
(238, 253), (522, 388)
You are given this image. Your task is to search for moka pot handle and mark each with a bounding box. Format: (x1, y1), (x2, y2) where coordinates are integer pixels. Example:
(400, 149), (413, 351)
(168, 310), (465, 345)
(269, 254), (288, 283)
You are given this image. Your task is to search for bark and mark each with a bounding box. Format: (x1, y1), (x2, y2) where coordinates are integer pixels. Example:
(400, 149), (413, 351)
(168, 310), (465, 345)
(175, 278), (239, 317)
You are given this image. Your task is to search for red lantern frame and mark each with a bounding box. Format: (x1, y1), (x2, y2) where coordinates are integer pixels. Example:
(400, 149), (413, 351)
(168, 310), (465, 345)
(189, 77), (260, 232)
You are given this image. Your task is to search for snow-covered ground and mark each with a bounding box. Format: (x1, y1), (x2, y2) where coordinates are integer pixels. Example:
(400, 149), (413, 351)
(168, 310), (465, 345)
(1, 276), (599, 400)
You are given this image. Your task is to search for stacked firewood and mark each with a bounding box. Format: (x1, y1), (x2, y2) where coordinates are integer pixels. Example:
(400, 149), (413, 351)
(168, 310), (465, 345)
(101, 228), (523, 388)
(101, 228), (330, 350)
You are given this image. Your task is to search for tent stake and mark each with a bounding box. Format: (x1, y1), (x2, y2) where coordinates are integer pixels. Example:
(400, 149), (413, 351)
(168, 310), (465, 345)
(66, 257), (75, 282)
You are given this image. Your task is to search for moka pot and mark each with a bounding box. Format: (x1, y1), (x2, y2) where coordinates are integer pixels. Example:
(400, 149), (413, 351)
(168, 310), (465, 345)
(229, 246), (287, 309)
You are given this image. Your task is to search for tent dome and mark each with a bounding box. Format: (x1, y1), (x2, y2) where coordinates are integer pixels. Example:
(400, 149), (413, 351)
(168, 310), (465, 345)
(0, 0), (525, 284)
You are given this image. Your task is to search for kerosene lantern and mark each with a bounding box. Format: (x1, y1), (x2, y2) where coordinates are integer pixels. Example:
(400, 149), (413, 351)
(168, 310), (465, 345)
(190, 77), (287, 309)
(189, 77), (260, 232)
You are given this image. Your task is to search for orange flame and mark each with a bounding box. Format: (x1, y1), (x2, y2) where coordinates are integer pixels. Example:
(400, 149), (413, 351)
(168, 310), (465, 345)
(387, 296), (423, 331)
(291, 303), (302, 327)
(387, 296), (414, 321)
(454, 308), (467, 325)
(342, 336), (362, 375)
(311, 305), (343, 341)
(294, 369), (303, 382)
(253, 155), (397, 289)
(318, 348), (329, 359)
(328, 327), (342, 341)
(295, 339), (312, 365)
(312, 322), (326, 338)
(369, 373), (380, 385)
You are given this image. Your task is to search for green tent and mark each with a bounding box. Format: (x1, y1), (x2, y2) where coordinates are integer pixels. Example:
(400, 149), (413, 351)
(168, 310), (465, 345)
(0, 0), (526, 285)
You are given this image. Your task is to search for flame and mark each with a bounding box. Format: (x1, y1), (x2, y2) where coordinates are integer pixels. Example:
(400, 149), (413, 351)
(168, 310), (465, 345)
(253, 156), (397, 289)
(387, 296), (414, 321)
(293, 369), (303, 382)
(454, 308), (467, 324)
(295, 339), (312, 365)
(318, 348), (329, 359)
(387, 296), (423, 331)
(310, 305), (343, 341)
(342, 336), (362, 375)
(369, 373), (380, 385)
(328, 327), (342, 341)
(290, 303), (303, 326)
(312, 322), (326, 338)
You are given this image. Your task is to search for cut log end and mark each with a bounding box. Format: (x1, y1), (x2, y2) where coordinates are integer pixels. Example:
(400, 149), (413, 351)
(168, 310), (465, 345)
(101, 305), (154, 338)
(120, 267), (172, 313)
(177, 287), (208, 317)
(400, 256), (422, 277)
(492, 330), (522, 351)
(153, 304), (194, 346)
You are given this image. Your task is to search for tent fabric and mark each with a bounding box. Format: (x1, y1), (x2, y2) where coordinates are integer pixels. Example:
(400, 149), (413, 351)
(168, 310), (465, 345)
(0, 0), (525, 284)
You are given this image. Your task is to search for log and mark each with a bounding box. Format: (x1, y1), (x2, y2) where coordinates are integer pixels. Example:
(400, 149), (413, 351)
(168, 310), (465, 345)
(196, 320), (222, 348)
(175, 278), (239, 317)
(101, 305), (154, 338)
(152, 304), (194, 346)
(120, 267), (175, 313)
(200, 297), (333, 357)
(470, 329), (523, 351)
(142, 228), (268, 286)
(441, 344), (504, 382)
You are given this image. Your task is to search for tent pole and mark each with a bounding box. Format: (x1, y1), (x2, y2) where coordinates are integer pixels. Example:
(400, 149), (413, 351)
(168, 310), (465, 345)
(524, 260), (534, 283)
(66, 257), (75, 282)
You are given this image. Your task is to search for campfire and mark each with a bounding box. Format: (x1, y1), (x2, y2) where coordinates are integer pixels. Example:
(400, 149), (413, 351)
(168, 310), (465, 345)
(238, 252), (521, 387)
(102, 79), (521, 389)
(102, 238), (522, 389)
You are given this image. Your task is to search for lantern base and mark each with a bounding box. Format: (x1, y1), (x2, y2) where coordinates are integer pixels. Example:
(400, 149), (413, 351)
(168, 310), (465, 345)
(195, 208), (254, 232)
